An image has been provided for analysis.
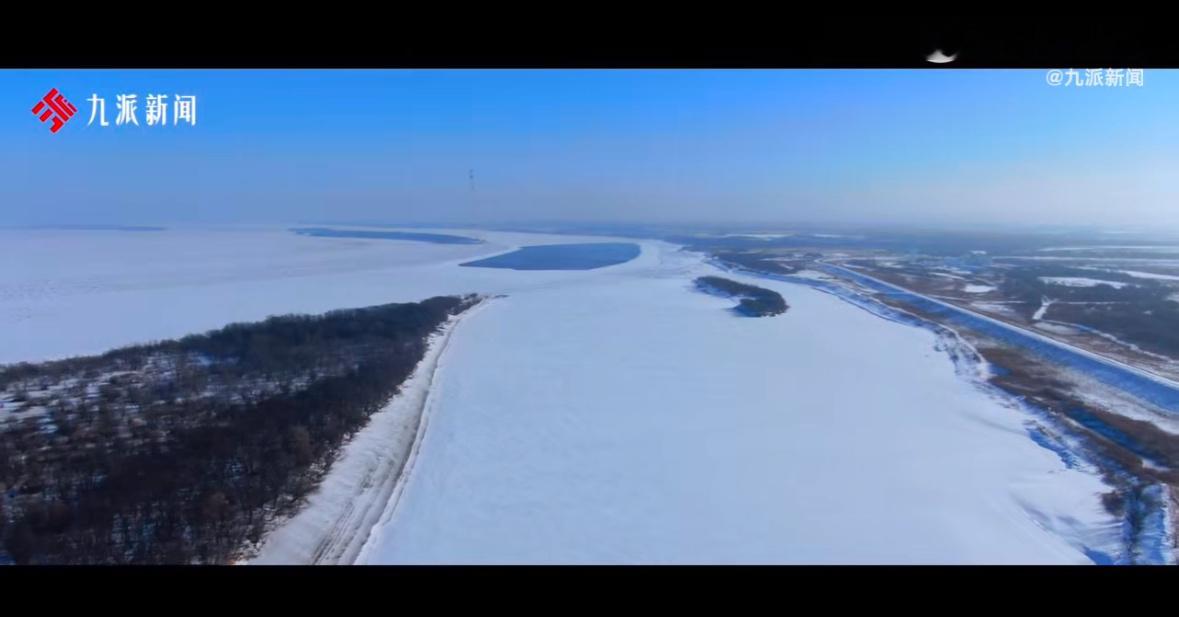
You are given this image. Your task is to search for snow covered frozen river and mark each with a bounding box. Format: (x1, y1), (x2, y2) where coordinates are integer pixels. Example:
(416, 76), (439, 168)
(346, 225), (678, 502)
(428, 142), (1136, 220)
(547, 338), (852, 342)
(0, 226), (1132, 563)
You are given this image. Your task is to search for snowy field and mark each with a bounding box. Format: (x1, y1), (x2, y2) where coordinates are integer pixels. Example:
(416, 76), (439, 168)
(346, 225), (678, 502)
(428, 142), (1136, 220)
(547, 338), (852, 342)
(1085, 268), (1179, 282)
(1039, 276), (1129, 289)
(0, 226), (1126, 564)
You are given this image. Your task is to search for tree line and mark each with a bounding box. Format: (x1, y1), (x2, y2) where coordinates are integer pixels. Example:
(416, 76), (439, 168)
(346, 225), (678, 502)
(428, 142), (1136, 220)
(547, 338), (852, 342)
(0, 294), (479, 564)
(695, 276), (788, 317)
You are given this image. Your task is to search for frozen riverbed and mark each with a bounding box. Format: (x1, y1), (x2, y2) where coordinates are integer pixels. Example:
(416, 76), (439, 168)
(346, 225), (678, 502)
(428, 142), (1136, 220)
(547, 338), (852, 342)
(355, 243), (1121, 564)
(0, 226), (1127, 563)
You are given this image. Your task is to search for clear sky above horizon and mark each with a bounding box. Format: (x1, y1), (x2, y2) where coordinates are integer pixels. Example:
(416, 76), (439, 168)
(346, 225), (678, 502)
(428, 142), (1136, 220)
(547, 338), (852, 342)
(3, 69), (1177, 229)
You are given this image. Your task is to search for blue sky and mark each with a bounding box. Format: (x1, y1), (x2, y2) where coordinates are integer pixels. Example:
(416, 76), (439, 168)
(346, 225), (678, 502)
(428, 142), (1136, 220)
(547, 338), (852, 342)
(2, 69), (1177, 228)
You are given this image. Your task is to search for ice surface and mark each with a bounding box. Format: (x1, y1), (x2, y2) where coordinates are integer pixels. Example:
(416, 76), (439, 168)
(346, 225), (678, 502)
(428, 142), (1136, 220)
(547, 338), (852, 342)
(351, 245), (1119, 564)
(0, 226), (624, 364)
(0, 226), (1125, 564)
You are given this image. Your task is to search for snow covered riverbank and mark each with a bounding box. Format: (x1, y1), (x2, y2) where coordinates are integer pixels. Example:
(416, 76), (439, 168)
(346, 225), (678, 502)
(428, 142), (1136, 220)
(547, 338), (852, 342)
(247, 304), (486, 564)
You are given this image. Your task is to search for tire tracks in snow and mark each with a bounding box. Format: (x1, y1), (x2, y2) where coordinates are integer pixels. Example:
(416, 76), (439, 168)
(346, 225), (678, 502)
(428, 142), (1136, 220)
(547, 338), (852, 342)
(351, 299), (496, 564)
(248, 297), (495, 565)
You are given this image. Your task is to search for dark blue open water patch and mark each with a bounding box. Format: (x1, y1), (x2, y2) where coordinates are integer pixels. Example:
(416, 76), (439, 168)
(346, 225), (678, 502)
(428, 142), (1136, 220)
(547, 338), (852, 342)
(292, 227), (483, 245)
(460, 243), (641, 270)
